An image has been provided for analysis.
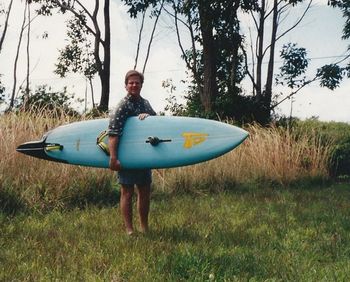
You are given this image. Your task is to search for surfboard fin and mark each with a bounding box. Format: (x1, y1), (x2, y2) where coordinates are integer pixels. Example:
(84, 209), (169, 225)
(16, 136), (66, 163)
(146, 136), (171, 146)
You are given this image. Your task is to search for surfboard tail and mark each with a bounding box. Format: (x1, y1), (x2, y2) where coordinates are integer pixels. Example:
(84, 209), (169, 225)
(16, 137), (67, 164)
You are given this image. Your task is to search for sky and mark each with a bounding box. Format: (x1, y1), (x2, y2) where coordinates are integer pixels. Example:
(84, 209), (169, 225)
(0, 0), (349, 123)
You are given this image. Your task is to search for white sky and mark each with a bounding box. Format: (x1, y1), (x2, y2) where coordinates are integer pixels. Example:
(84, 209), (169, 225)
(0, 0), (349, 123)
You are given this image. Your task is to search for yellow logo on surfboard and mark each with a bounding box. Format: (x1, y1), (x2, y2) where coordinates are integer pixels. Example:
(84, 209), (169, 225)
(182, 132), (209, 149)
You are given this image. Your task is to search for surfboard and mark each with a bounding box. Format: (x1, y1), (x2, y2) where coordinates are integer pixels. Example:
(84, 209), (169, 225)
(16, 116), (248, 169)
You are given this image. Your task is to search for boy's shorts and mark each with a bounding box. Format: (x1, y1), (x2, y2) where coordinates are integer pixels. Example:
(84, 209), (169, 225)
(118, 169), (152, 185)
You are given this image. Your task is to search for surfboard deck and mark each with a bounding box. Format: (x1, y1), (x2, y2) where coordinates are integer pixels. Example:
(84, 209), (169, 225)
(16, 116), (249, 169)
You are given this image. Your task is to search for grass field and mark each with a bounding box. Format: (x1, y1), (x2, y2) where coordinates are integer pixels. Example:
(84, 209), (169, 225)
(1, 183), (350, 281)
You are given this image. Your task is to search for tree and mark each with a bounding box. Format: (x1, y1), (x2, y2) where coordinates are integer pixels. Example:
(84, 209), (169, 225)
(242, 0), (313, 124)
(25, 0), (32, 96)
(0, 0), (13, 52)
(124, 0), (348, 123)
(54, 16), (98, 109)
(170, 0), (247, 115)
(34, 0), (111, 111)
(9, 0), (29, 110)
(327, 0), (350, 80)
(122, 0), (166, 73)
(175, 0), (250, 117)
(0, 0), (14, 104)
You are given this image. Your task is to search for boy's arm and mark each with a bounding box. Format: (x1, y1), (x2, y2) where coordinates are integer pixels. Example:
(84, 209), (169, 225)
(108, 135), (121, 171)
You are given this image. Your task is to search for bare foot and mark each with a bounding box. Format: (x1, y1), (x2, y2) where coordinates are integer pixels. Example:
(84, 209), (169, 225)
(126, 229), (134, 236)
(140, 226), (149, 234)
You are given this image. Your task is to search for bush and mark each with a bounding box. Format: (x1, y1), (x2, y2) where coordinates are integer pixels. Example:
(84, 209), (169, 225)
(16, 85), (80, 117)
(330, 134), (350, 177)
(281, 118), (350, 178)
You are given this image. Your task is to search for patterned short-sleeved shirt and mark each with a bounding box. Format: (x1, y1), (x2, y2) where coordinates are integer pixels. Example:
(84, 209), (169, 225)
(108, 94), (156, 137)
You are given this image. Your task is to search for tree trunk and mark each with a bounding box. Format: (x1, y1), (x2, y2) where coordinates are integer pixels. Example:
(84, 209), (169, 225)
(134, 10), (146, 70)
(198, 1), (217, 113)
(10, 2), (27, 109)
(25, 2), (31, 97)
(142, 0), (164, 74)
(97, 0), (110, 112)
(89, 78), (95, 108)
(0, 0), (13, 52)
(228, 1), (240, 94)
(262, 0), (279, 124)
(255, 0), (265, 98)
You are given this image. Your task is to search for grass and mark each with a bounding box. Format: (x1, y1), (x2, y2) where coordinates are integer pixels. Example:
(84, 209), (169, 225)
(1, 183), (350, 281)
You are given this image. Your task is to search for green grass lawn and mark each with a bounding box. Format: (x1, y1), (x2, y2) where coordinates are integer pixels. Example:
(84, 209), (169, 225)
(1, 183), (350, 281)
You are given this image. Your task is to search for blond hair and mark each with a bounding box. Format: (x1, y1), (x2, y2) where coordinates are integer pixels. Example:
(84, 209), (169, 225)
(124, 70), (144, 85)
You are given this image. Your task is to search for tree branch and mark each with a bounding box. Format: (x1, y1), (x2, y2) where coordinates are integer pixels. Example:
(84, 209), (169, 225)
(142, 0), (165, 74)
(271, 76), (317, 109)
(134, 9), (146, 70)
(275, 0), (313, 43)
(262, 0), (312, 58)
(241, 43), (259, 92)
(51, 0), (100, 41)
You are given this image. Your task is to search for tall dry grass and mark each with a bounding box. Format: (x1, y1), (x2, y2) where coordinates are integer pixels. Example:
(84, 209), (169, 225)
(1, 111), (334, 212)
(153, 124), (333, 193)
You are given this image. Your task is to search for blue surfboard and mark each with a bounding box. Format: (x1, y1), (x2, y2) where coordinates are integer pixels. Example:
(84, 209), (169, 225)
(16, 116), (248, 169)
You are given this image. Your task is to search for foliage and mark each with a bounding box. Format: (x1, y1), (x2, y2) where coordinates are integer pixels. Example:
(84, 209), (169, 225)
(84, 107), (108, 119)
(329, 0), (350, 40)
(158, 0), (346, 123)
(32, 0), (111, 111)
(326, 0), (350, 88)
(182, 0), (246, 117)
(165, 0), (349, 123)
(55, 16), (97, 80)
(123, 0), (246, 119)
(276, 43), (309, 89)
(16, 85), (79, 116)
(317, 64), (345, 90)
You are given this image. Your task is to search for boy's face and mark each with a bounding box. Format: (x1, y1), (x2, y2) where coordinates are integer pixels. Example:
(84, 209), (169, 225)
(125, 75), (142, 96)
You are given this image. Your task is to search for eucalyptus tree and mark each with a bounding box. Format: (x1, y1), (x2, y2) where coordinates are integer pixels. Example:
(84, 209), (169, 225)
(124, 0), (346, 123)
(0, 0), (14, 105)
(242, 0), (314, 123)
(10, 0), (29, 109)
(123, 0), (250, 118)
(0, 0), (13, 52)
(34, 0), (111, 111)
(54, 16), (98, 109)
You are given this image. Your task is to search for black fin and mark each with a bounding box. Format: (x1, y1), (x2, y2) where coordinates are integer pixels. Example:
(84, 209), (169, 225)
(16, 136), (68, 164)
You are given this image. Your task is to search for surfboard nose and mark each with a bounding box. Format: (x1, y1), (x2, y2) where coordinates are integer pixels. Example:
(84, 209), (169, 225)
(234, 127), (249, 147)
(241, 128), (249, 139)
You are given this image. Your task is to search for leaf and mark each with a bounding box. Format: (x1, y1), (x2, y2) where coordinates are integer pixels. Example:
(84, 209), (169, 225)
(316, 64), (345, 90)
